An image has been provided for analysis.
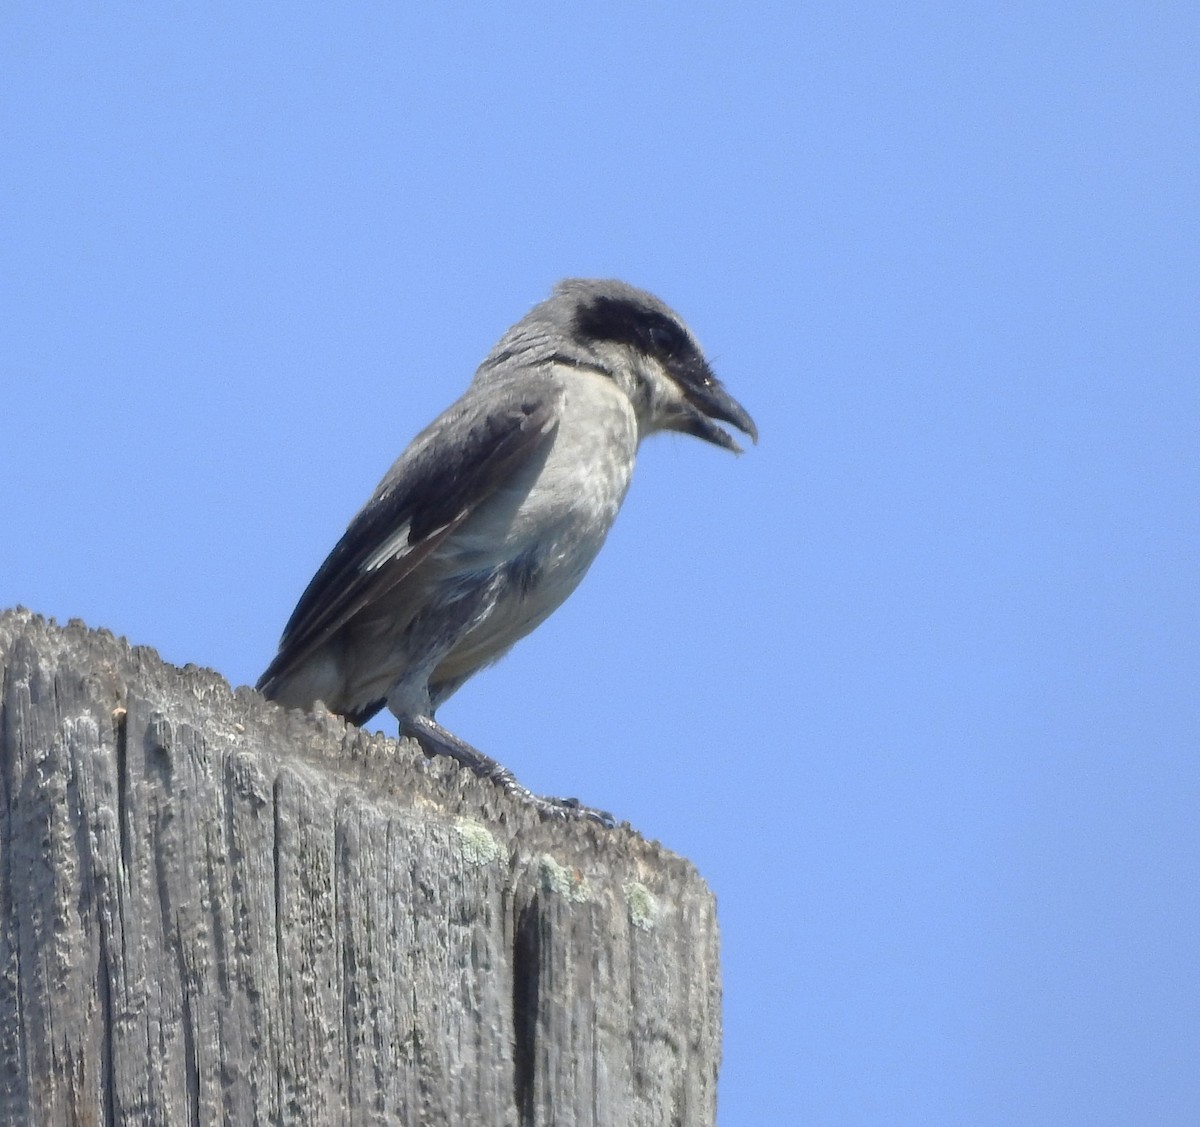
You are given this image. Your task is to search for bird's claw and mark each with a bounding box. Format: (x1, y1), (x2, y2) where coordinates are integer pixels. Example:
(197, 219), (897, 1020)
(528, 792), (616, 828)
(405, 715), (615, 827)
(496, 780), (615, 827)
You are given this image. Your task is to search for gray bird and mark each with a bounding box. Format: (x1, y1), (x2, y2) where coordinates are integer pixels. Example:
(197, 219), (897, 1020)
(258, 278), (756, 820)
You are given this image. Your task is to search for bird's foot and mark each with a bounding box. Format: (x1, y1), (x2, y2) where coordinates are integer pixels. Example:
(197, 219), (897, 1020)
(402, 715), (614, 827)
(519, 790), (615, 827)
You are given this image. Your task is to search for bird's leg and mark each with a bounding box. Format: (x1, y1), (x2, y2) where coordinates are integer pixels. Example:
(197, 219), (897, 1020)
(402, 714), (614, 827)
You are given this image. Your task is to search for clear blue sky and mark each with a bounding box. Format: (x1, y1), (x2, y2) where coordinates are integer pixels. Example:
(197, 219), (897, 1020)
(4, 4), (1197, 1124)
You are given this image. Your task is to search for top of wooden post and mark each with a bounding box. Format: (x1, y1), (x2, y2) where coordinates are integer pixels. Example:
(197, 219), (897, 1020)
(0, 606), (721, 1126)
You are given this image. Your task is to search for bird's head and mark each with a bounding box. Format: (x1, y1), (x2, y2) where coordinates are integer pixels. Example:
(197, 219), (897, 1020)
(546, 279), (758, 453)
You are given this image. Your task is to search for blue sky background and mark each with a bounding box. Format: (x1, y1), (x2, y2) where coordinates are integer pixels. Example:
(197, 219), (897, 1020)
(3, 4), (1197, 1123)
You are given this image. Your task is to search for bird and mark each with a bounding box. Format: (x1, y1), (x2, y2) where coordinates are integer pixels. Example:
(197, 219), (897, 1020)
(257, 278), (756, 821)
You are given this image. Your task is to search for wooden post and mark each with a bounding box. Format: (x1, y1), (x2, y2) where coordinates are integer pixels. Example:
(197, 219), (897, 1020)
(0, 608), (720, 1126)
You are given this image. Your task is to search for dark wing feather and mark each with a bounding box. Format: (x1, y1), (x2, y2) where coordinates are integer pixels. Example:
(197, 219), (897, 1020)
(257, 382), (560, 693)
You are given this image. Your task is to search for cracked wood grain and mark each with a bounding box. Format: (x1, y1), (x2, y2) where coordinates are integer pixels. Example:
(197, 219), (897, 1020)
(0, 609), (720, 1127)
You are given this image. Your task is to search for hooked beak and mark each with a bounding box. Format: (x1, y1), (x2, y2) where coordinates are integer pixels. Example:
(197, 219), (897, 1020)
(679, 378), (759, 454)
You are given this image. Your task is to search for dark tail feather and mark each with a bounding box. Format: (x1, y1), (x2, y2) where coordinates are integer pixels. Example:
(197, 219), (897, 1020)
(343, 699), (386, 727)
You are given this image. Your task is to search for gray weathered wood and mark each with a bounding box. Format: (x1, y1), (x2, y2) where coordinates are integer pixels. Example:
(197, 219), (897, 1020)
(0, 608), (720, 1126)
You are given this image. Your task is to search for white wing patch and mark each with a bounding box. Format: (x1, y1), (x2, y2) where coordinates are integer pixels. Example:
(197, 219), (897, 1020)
(362, 521), (412, 571)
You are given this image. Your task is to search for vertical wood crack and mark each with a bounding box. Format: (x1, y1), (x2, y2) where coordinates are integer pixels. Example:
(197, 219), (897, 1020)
(512, 893), (541, 1127)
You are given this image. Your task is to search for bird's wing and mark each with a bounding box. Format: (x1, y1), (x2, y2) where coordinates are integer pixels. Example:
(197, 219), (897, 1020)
(257, 380), (561, 693)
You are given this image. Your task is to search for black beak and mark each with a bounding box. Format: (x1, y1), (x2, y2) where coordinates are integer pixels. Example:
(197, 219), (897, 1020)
(680, 378), (759, 454)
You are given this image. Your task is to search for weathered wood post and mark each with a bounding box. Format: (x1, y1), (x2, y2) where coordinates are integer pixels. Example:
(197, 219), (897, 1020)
(0, 608), (720, 1126)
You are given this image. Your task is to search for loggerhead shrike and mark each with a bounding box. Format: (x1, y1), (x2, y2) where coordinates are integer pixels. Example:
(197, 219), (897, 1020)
(258, 279), (756, 821)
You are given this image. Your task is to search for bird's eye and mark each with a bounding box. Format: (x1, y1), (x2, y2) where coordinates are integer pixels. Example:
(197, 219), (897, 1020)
(648, 324), (679, 356)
